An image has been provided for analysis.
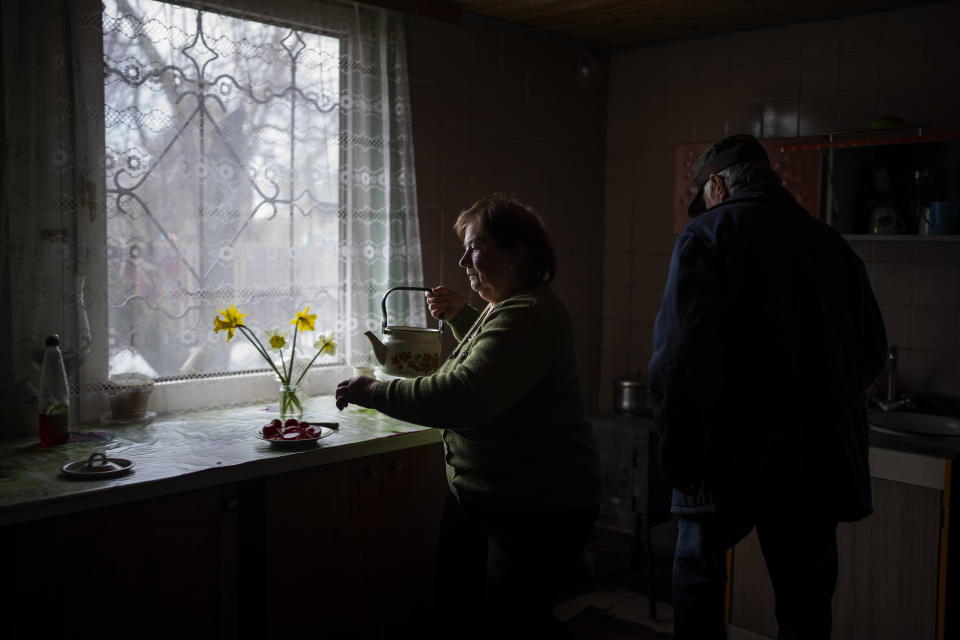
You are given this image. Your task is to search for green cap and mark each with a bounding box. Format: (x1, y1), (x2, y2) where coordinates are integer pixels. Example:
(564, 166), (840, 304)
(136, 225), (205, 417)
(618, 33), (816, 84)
(689, 134), (769, 216)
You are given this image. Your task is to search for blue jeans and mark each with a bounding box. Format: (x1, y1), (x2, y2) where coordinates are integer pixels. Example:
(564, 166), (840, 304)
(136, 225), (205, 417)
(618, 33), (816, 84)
(673, 507), (839, 640)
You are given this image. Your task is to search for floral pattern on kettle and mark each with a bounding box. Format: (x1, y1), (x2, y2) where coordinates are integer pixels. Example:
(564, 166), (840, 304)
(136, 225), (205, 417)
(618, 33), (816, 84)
(390, 351), (440, 374)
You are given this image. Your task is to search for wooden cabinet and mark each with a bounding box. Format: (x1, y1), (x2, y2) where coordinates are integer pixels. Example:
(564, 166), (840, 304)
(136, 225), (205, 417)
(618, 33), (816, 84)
(0, 441), (447, 640)
(0, 484), (240, 638)
(379, 443), (449, 636)
(728, 449), (954, 640)
(673, 137), (825, 233)
(673, 130), (960, 238)
(815, 133), (960, 237)
(262, 442), (447, 639)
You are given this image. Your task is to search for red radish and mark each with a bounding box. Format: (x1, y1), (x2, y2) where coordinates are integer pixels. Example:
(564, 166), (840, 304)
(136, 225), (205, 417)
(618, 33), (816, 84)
(299, 420), (310, 427)
(270, 419), (282, 428)
(284, 418), (299, 427)
(263, 423), (280, 437)
(282, 430), (300, 439)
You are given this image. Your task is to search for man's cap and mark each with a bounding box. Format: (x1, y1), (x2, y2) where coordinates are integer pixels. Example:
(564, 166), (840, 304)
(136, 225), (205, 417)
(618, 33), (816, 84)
(688, 134), (770, 216)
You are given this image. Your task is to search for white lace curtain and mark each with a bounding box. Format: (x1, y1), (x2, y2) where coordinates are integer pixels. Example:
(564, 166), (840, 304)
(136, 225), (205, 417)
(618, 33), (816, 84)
(1, 0), (422, 423)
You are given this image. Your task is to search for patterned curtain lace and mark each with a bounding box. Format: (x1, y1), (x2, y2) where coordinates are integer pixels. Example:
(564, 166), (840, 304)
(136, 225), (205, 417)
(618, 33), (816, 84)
(1, 0), (423, 426)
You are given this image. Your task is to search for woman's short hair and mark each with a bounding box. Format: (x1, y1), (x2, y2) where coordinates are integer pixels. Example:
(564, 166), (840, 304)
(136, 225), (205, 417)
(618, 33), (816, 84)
(454, 193), (557, 284)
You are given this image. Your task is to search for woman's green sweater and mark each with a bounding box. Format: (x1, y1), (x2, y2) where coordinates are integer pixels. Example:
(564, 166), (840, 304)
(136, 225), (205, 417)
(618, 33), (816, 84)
(371, 283), (601, 511)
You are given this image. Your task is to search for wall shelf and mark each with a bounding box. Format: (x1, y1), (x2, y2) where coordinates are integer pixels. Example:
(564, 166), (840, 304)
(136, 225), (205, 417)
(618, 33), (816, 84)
(782, 131), (960, 152)
(842, 234), (960, 241)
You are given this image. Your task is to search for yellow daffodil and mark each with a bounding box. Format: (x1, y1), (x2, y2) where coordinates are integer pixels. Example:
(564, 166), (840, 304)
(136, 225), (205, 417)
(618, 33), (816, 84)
(213, 305), (247, 342)
(264, 329), (288, 350)
(221, 304), (247, 327)
(314, 333), (337, 356)
(209, 303), (336, 399)
(290, 305), (316, 333)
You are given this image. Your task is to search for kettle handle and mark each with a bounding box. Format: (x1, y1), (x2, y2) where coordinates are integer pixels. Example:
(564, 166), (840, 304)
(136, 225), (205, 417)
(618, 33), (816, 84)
(381, 286), (444, 334)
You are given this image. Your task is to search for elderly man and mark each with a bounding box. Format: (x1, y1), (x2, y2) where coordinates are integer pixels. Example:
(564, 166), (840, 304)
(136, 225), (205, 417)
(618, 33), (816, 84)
(649, 134), (887, 639)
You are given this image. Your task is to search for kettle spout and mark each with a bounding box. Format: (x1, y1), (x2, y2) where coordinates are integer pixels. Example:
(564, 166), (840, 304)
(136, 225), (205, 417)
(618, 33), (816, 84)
(364, 331), (387, 366)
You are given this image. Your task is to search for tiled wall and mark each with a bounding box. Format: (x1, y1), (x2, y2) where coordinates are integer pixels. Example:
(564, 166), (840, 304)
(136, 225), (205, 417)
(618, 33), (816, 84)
(405, 15), (609, 410)
(849, 240), (959, 395)
(600, 0), (960, 410)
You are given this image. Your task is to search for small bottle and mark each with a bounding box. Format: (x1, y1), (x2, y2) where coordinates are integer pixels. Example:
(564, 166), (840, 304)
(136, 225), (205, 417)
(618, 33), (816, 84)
(38, 334), (70, 447)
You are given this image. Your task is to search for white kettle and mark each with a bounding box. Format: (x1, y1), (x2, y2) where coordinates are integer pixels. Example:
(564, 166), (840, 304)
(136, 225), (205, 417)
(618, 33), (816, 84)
(363, 286), (444, 378)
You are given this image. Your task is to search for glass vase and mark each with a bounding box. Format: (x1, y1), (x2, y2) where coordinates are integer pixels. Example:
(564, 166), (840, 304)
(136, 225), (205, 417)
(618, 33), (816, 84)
(279, 382), (303, 422)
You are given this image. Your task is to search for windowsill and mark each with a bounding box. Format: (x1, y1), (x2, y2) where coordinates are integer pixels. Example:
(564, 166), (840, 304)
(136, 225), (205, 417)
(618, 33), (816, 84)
(148, 364), (352, 415)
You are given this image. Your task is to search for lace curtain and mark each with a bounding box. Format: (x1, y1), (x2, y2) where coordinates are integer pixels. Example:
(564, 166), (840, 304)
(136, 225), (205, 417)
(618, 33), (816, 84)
(1, 0), (422, 425)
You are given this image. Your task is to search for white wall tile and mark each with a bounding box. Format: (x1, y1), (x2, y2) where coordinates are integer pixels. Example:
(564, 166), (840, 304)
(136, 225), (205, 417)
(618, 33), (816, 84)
(872, 263), (915, 305)
(601, 1), (960, 396)
(913, 265), (959, 309)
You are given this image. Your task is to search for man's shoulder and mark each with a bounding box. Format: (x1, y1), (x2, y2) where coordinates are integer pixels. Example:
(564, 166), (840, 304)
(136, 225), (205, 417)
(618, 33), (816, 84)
(688, 183), (831, 240)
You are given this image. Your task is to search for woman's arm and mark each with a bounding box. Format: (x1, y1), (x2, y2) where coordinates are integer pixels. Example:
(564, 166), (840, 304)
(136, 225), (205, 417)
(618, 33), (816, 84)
(370, 297), (555, 429)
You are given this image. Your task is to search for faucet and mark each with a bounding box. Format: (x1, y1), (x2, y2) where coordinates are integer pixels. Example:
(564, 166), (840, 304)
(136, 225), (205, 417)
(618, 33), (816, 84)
(887, 345), (898, 403)
(875, 345), (911, 412)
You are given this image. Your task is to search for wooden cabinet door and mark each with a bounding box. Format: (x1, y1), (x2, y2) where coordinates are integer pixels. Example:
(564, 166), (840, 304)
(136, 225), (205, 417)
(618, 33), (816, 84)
(832, 477), (942, 640)
(264, 456), (383, 639)
(729, 476), (943, 640)
(0, 485), (238, 639)
(380, 442), (447, 639)
(673, 137), (824, 234)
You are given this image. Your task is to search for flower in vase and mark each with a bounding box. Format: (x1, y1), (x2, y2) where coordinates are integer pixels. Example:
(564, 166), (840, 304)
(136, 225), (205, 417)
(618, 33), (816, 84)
(314, 333), (337, 356)
(212, 304), (336, 401)
(290, 306), (316, 333)
(213, 304), (247, 341)
(264, 329), (288, 350)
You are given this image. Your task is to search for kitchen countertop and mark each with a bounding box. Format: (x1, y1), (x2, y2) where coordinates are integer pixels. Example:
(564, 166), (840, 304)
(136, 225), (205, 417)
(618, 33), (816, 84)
(0, 395), (441, 528)
(4, 401), (957, 528)
(868, 423), (960, 460)
(589, 410), (960, 461)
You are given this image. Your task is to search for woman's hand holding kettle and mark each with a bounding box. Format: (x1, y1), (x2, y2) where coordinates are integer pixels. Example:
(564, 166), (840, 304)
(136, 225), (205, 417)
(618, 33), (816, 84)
(425, 286), (464, 321)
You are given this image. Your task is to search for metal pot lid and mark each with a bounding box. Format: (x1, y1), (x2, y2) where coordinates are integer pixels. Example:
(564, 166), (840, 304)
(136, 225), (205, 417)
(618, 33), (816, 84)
(614, 373), (649, 387)
(61, 452), (134, 479)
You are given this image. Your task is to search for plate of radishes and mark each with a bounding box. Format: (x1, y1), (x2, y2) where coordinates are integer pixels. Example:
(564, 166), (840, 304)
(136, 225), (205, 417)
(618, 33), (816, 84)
(257, 418), (336, 447)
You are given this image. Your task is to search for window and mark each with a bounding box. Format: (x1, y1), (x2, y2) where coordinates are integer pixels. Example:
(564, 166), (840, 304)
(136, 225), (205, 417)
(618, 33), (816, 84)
(1, 0), (418, 419)
(97, 0), (423, 411)
(104, 0), (343, 381)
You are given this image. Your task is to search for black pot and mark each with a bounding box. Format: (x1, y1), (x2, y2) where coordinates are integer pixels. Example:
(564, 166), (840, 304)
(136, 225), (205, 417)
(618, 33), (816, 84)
(612, 374), (652, 415)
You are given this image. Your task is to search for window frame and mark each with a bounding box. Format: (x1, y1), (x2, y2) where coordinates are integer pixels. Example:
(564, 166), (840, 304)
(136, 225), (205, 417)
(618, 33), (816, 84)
(84, 0), (365, 419)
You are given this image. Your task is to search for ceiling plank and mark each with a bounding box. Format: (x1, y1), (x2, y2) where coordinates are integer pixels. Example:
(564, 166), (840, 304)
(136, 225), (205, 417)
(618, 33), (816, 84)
(453, 0), (933, 47)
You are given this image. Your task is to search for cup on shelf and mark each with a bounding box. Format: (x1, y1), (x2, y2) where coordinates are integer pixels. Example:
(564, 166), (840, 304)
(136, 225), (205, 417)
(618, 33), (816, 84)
(103, 372), (155, 421)
(868, 205), (903, 235)
(925, 202), (960, 235)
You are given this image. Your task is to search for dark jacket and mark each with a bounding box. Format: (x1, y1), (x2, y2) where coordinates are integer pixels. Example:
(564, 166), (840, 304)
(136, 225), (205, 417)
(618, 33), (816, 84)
(649, 182), (887, 521)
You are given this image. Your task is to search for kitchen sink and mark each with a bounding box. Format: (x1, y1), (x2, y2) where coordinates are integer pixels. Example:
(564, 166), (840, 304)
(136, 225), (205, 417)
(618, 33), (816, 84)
(869, 411), (960, 436)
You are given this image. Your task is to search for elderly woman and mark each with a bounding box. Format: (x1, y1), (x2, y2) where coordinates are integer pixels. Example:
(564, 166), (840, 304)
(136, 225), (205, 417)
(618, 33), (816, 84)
(336, 194), (601, 636)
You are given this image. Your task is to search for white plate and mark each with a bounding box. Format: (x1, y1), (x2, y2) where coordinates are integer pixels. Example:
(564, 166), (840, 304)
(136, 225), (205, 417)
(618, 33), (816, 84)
(256, 424), (336, 447)
(100, 411), (157, 425)
(61, 457), (134, 479)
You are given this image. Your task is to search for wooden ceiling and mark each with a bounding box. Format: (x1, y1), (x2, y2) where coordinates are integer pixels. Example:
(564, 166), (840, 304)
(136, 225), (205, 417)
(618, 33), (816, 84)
(450, 0), (933, 48)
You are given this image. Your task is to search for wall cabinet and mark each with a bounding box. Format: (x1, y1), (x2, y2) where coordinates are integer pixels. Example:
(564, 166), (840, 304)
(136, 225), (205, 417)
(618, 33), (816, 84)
(728, 449), (954, 640)
(0, 442), (447, 640)
(817, 134), (960, 237)
(673, 137), (825, 233)
(673, 131), (960, 238)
